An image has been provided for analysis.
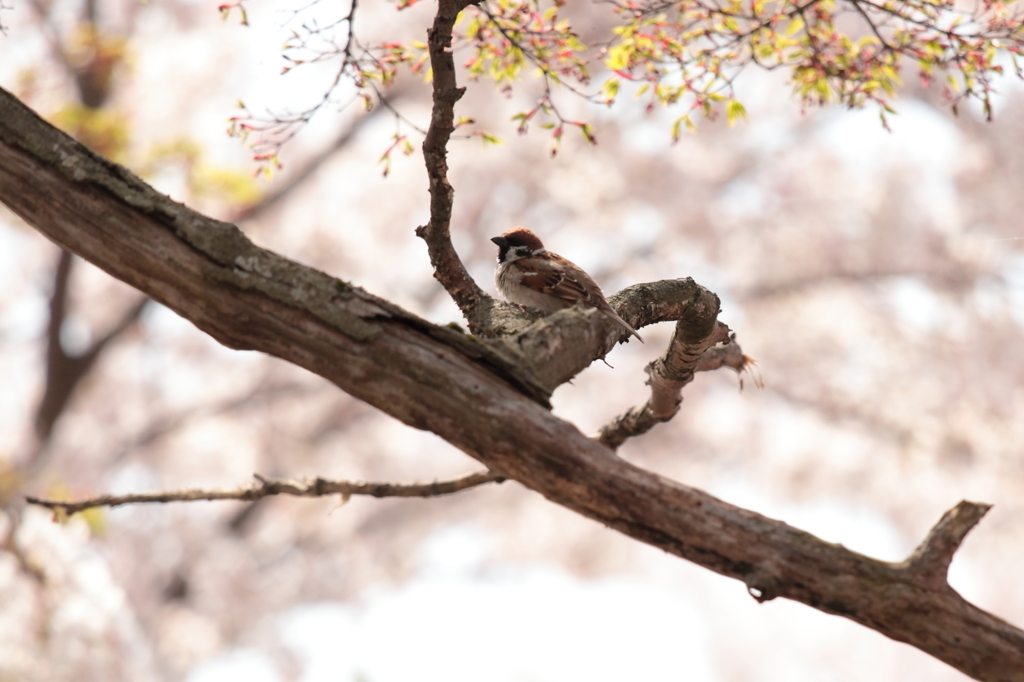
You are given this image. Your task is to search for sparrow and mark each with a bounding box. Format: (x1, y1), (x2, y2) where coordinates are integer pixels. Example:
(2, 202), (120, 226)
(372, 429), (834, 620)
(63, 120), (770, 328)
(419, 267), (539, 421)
(491, 227), (643, 342)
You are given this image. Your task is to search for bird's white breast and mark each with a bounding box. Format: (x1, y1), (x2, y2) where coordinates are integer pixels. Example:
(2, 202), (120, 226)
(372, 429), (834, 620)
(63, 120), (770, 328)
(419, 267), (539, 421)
(494, 261), (567, 313)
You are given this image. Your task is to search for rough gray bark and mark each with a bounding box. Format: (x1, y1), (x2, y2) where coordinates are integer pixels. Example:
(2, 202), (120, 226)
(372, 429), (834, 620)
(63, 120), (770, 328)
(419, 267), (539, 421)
(2, 86), (1023, 682)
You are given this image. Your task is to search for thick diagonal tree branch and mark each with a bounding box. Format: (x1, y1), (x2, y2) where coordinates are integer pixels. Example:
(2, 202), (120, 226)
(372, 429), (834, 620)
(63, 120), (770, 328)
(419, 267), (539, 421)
(1, 86), (1023, 682)
(26, 470), (505, 514)
(30, 101), (388, 457)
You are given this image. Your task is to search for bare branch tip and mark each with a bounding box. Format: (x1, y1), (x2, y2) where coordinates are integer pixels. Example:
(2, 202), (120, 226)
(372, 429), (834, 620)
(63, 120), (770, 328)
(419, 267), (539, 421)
(929, 500), (993, 543)
(904, 500), (993, 586)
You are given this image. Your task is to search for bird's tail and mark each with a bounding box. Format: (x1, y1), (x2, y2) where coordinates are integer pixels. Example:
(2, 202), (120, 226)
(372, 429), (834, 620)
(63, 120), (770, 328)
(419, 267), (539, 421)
(607, 309), (644, 343)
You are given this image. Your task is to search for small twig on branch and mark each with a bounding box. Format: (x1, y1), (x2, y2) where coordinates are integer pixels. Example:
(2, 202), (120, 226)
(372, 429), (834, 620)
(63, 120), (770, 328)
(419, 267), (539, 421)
(234, 92), (404, 222)
(902, 500), (992, 589)
(695, 333), (753, 374)
(25, 470), (505, 515)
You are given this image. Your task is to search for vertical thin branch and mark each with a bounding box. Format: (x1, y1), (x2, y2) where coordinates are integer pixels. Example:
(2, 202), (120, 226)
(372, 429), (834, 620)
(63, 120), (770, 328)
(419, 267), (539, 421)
(416, 0), (489, 320)
(36, 249), (76, 441)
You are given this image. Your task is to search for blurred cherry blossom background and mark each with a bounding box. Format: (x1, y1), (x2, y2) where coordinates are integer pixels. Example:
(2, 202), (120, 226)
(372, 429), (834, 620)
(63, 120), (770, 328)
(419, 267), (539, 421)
(1, 0), (1023, 679)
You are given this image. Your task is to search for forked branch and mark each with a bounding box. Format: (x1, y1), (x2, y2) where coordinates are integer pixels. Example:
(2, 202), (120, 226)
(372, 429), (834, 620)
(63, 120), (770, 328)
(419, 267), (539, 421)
(33, 250), (147, 450)
(597, 319), (733, 450)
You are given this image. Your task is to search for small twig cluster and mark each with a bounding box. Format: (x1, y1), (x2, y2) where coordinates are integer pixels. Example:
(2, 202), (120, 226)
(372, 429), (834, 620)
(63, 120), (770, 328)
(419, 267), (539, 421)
(226, 0), (1024, 164)
(226, 0), (429, 173)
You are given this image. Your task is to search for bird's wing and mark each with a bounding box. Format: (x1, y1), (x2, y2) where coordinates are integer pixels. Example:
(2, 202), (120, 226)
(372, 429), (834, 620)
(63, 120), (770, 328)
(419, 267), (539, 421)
(512, 256), (597, 305)
(512, 255), (643, 342)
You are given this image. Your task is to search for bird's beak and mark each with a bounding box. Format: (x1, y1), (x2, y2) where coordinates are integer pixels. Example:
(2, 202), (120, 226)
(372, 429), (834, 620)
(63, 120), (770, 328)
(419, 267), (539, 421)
(490, 236), (508, 248)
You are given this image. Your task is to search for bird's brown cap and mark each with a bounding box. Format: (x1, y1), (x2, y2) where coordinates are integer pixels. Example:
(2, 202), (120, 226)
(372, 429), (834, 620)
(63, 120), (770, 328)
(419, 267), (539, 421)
(492, 227), (544, 251)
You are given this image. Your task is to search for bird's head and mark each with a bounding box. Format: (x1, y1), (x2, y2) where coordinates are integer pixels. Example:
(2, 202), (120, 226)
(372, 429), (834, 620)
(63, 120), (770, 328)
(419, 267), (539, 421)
(491, 227), (545, 263)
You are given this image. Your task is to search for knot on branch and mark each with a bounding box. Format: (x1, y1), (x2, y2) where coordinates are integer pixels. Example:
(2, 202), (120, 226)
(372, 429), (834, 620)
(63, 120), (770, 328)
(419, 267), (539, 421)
(744, 564), (783, 603)
(444, 86), (466, 104)
(902, 500), (992, 590)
